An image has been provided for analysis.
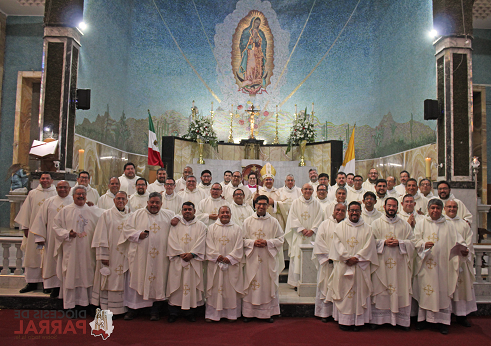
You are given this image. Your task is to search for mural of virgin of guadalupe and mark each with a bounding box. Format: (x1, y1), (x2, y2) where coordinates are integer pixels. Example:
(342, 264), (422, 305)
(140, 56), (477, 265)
(238, 16), (268, 93)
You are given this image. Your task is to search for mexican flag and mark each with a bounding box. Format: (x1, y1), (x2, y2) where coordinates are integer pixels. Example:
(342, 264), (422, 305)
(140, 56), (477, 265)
(148, 110), (164, 167)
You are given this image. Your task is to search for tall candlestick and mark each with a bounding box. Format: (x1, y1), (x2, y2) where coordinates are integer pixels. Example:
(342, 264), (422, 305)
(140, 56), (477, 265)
(425, 157), (431, 178)
(312, 102), (314, 113)
(78, 149), (85, 171)
(273, 105), (279, 144)
(211, 101), (213, 112)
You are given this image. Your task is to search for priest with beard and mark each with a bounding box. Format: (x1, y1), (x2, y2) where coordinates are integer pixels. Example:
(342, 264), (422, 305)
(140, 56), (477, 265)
(178, 175), (207, 206)
(314, 203), (346, 322)
(161, 178), (183, 214)
(147, 168), (167, 194)
(397, 178), (428, 215)
(91, 191), (130, 317)
(285, 183), (324, 288)
(53, 186), (104, 311)
(436, 181), (472, 224)
(196, 183), (231, 226)
(242, 195), (284, 323)
(98, 177), (121, 210)
(229, 188), (254, 227)
(362, 168), (379, 193)
(205, 206), (244, 322)
(327, 201), (378, 331)
(31, 181), (73, 298)
(69, 171), (99, 206)
(370, 198), (414, 330)
(198, 170), (213, 196)
(122, 192), (174, 321)
(119, 162), (140, 197)
(128, 178), (150, 212)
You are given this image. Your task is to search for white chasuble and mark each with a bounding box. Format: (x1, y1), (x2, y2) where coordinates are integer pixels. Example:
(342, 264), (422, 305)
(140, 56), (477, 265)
(167, 217), (207, 309)
(196, 196), (231, 226)
(347, 188), (366, 204)
(91, 206), (130, 312)
(223, 183), (252, 205)
(398, 192), (428, 215)
(277, 186), (302, 218)
(69, 184), (99, 205)
(362, 180), (376, 193)
(315, 197), (331, 215)
(284, 196), (324, 287)
(122, 208), (174, 301)
(230, 202), (254, 228)
(178, 188), (207, 207)
(398, 210), (424, 228)
(205, 221), (244, 320)
(147, 181), (165, 194)
(242, 213), (284, 318)
(257, 186), (287, 231)
(370, 215), (415, 326)
(30, 195), (73, 287)
(118, 174), (140, 197)
(438, 194), (473, 224)
(97, 190), (116, 210)
(128, 192), (149, 212)
(175, 177), (186, 192)
(327, 219), (378, 324)
(162, 192), (183, 214)
(361, 208), (382, 226)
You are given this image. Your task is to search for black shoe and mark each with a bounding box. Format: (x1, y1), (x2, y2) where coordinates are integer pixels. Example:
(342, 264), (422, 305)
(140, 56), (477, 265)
(321, 318), (329, 323)
(150, 313), (160, 321)
(456, 316), (471, 327)
(267, 317), (274, 323)
(124, 309), (138, 320)
(186, 315), (196, 322)
(19, 283), (37, 293)
(353, 326), (361, 332)
(339, 324), (351, 331)
(168, 315), (177, 323)
(43, 288), (52, 294)
(243, 317), (251, 323)
(416, 321), (427, 330)
(369, 324), (379, 330)
(399, 326), (410, 331)
(439, 324), (449, 335)
(50, 287), (60, 298)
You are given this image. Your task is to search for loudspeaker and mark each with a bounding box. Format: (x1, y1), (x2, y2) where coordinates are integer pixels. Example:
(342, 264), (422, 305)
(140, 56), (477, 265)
(76, 89), (91, 110)
(424, 99), (440, 120)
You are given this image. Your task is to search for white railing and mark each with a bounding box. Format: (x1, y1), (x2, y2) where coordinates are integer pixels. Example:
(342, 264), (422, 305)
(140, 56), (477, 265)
(0, 237), (23, 275)
(474, 244), (491, 283)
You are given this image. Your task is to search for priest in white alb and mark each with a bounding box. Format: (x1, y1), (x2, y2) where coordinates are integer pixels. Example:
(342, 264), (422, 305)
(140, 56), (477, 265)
(285, 183), (324, 288)
(325, 187), (347, 219)
(437, 181), (472, 224)
(147, 168), (167, 194)
(53, 186), (104, 310)
(175, 166), (193, 192)
(370, 198), (414, 329)
(223, 171), (252, 205)
(229, 188), (254, 227)
(277, 174), (302, 213)
(161, 178), (183, 214)
(361, 191), (382, 225)
(362, 168), (379, 193)
(119, 162), (140, 197)
(347, 175), (365, 203)
(398, 194), (424, 229)
(397, 178), (428, 215)
(69, 171), (99, 206)
(91, 191), (130, 316)
(15, 172), (57, 293)
(196, 183), (230, 226)
(242, 195), (285, 322)
(177, 175), (207, 206)
(314, 203), (346, 322)
(327, 201), (378, 331)
(205, 206), (244, 322)
(121, 192), (174, 321)
(128, 178), (149, 212)
(197, 170), (213, 196)
(315, 184), (330, 214)
(31, 180), (73, 298)
(167, 202), (207, 322)
(97, 177), (121, 210)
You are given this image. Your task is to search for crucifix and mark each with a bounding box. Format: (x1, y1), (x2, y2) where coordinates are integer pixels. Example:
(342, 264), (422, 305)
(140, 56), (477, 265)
(245, 104), (260, 139)
(385, 258), (396, 269)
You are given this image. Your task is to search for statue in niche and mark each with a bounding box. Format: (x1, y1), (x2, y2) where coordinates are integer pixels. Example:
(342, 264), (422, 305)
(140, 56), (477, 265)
(232, 10), (274, 96)
(7, 164), (29, 192)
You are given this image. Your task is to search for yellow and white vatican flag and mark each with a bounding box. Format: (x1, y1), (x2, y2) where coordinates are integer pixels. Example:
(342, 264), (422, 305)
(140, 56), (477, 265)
(148, 110), (164, 167)
(339, 125), (355, 174)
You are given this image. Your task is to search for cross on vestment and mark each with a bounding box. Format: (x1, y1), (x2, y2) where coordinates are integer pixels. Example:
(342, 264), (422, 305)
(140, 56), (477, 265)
(218, 286), (223, 295)
(428, 232), (439, 242)
(425, 258), (437, 269)
(181, 233), (192, 244)
(150, 223), (160, 234)
(239, 215), (245, 223)
(38, 198), (46, 207)
(148, 273), (156, 282)
(218, 235), (229, 246)
(115, 264), (124, 275)
(347, 289), (356, 299)
(251, 279), (260, 290)
(347, 236), (359, 248)
(56, 204), (65, 212)
(253, 230), (266, 239)
(258, 257), (263, 263)
(183, 284), (190, 296)
(149, 247), (159, 258)
(385, 258), (396, 269)
(384, 231), (395, 240)
(387, 284), (396, 295)
(423, 284), (434, 295)
(116, 245), (124, 255)
(458, 277), (464, 285)
(301, 211), (310, 221)
(118, 223), (124, 232)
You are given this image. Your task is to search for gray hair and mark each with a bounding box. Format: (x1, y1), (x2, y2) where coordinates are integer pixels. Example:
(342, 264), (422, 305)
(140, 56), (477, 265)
(427, 198), (443, 209)
(285, 174), (295, 180)
(148, 192), (162, 200)
(72, 185), (87, 194)
(336, 186), (347, 193)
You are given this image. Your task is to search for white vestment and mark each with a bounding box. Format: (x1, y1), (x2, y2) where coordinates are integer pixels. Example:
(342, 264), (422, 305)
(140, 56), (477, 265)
(361, 208), (382, 225)
(422, 191), (435, 199)
(257, 186), (288, 231)
(314, 216), (342, 318)
(198, 182), (212, 196)
(147, 181), (165, 194)
(162, 192), (183, 214)
(177, 188), (207, 207)
(277, 185), (302, 212)
(223, 183), (252, 205)
(118, 174), (141, 197)
(362, 180), (376, 193)
(324, 201), (347, 220)
(167, 217), (207, 309)
(175, 177), (186, 192)
(346, 187), (366, 204)
(15, 185), (57, 282)
(230, 202), (254, 227)
(196, 196), (231, 226)
(53, 203), (103, 309)
(438, 194), (472, 224)
(446, 216), (477, 316)
(128, 192), (149, 212)
(307, 181), (320, 190)
(370, 215), (415, 327)
(327, 184), (347, 202)
(386, 189), (401, 198)
(242, 213), (285, 319)
(412, 216), (466, 325)
(30, 195), (73, 288)
(327, 218), (378, 326)
(219, 181), (231, 190)
(97, 190), (116, 210)
(69, 184), (99, 205)
(91, 207), (130, 314)
(315, 197), (331, 215)
(205, 220), (244, 321)
(398, 192), (427, 215)
(285, 196), (324, 287)
(374, 194), (388, 213)
(394, 184), (406, 196)
(398, 210), (424, 229)
(122, 208), (174, 308)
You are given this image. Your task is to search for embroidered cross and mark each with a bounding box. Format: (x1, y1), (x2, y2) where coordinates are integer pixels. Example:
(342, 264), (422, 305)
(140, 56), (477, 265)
(150, 223), (160, 234)
(183, 284), (190, 296)
(181, 233), (192, 244)
(56, 203), (65, 212)
(115, 265), (123, 275)
(387, 284), (396, 295)
(116, 246), (124, 255)
(428, 232), (439, 243)
(385, 258), (396, 269)
(347, 289), (356, 299)
(212, 208), (218, 214)
(218, 236), (230, 246)
(347, 236), (359, 248)
(251, 280), (260, 291)
(458, 277), (464, 285)
(239, 215), (245, 223)
(117, 223), (124, 232)
(258, 257), (263, 263)
(148, 273), (156, 282)
(425, 258), (437, 269)
(301, 211), (310, 221)
(424, 285), (434, 296)
(218, 286), (223, 295)
(38, 198), (45, 207)
(149, 247), (159, 258)
(253, 230), (266, 239)
(385, 231), (395, 240)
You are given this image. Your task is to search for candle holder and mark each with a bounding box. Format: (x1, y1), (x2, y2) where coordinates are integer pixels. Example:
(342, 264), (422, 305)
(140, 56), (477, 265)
(228, 107), (234, 143)
(273, 106), (279, 144)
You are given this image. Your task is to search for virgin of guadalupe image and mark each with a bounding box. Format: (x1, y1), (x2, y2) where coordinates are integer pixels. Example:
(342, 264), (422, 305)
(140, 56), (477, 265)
(237, 16), (268, 94)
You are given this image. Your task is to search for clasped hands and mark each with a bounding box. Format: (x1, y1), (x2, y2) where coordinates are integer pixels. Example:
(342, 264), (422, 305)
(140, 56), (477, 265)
(301, 229), (314, 237)
(216, 255), (231, 264)
(180, 253), (194, 262)
(254, 239), (267, 247)
(385, 237), (399, 247)
(345, 257), (359, 267)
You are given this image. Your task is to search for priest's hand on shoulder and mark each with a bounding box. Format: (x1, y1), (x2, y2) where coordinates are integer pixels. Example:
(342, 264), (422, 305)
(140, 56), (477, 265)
(180, 253), (193, 262)
(101, 260), (109, 266)
(345, 257), (359, 266)
(424, 242), (434, 249)
(254, 239), (267, 247)
(171, 217), (179, 226)
(139, 231), (149, 239)
(86, 201), (94, 207)
(268, 198), (274, 205)
(69, 230), (77, 238)
(209, 214), (219, 220)
(302, 229), (314, 237)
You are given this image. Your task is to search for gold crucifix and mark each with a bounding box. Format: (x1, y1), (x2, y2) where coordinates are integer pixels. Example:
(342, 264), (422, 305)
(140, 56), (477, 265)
(387, 284), (396, 295)
(150, 223), (160, 234)
(183, 284), (190, 296)
(347, 236), (359, 248)
(428, 232), (439, 243)
(117, 223), (124, 232)
(251, 279), (260, 291)
(182, 233), (192, 244)
(245, 104), (260, 139)
(56, 204), (65, 212)
(385, 258), (396, 269)
(384, 231), (395, 240)
(149, 247), (159, 258)
(300, 211), (310, 221)
(253, 230), (266, 239)
(115, 264), (124, 275)
(218, 235), (230, 246)
(148, 273), (156, 282)
(423, 284), (434, 296)
(347, 289), (356, 299)
(425, 258), (437, 269)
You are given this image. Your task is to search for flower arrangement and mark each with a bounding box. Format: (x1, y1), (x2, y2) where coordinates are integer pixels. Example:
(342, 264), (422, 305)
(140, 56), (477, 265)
(183, 113), (218, 150)
(286, 107), (316, 154)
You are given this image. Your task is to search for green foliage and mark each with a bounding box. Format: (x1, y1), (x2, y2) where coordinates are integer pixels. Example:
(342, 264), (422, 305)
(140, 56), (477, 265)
(286, 108), (316, 154)
(183, 116), (218, 150)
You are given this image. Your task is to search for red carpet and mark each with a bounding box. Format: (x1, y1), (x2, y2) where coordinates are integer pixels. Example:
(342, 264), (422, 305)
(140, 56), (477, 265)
(0, 309), (490, 346)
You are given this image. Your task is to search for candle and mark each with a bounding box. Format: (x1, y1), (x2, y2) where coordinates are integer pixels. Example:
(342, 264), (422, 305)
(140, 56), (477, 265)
(295, 104), (297, 114)
(192, 100), (195, 108)
(276, 105), (278, 113)
(211, 101), (213, 112)
(79, 149), (85, 171)
(425, 157), (431, 178)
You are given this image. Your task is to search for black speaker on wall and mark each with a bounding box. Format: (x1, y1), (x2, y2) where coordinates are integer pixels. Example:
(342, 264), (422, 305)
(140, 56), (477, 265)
(424, 99), (440, 120)
(76, 89), (91, 110)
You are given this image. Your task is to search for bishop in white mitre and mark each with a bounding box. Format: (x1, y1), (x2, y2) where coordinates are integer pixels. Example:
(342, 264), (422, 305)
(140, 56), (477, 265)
(91, 191), (130, 316)
(412, 199), (467, 334)
(53, 186), (104, 310)
(161, 177), (183, 214)
(370, 198), (415, 329)
(167, 202), (207, 322)
(327, 201), (378, 331)
(128, 178), (149, 212)
(196, 183), (230, 226)
(177, 175), (207, 207)
(15, 172), (57, 292)
(285, 184), (324, 287)
(229, 188), (254, 227)
(242, 195), (285, 322)
(97, 177), (121, 210)
(121, 192), (174, 321)
(444, 200), (477, 327)
(30, 181), (73, 297)
(314, 203), (346, 321)
(205, 206), (244, 321)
